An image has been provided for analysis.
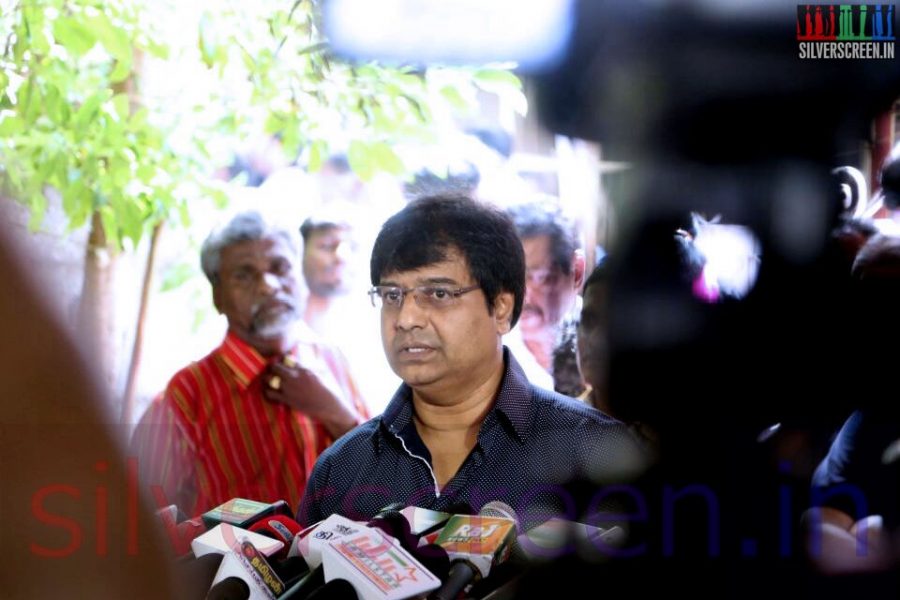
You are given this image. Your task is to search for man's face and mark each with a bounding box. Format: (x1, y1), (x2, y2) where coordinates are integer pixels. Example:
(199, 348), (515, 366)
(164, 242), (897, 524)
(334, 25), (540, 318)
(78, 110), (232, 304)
(577, 280), (608, 389)
(213, 237), (300, 353)
(379, 249), (512, 400)
(518, 234), (581, 340)
(302, 226), (355, 298)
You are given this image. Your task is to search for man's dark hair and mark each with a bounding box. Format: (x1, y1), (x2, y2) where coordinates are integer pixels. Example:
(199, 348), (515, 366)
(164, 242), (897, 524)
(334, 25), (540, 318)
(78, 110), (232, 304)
(506, 200), (580, 275)
(371, 194), (525, 327)
(299, 207), (351, 243)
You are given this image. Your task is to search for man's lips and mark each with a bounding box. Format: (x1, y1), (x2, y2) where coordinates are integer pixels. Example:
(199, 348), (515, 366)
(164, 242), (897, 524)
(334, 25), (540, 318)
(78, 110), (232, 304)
(255, 299), (296, 316)
(395, 343), (437, 355)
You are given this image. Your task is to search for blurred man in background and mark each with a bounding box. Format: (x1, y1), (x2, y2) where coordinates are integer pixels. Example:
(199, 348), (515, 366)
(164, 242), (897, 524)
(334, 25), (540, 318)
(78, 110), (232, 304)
(132, 211), (367, 516)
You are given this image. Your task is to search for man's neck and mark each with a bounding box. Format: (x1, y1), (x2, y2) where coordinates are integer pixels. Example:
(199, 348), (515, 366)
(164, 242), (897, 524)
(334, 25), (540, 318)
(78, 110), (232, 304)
(411, 359), (504, 434)
(231, 327), (294, 358)
(303, 294), (332, 334)
(411, 360), (504, 488)
(522, 332), (554, 372)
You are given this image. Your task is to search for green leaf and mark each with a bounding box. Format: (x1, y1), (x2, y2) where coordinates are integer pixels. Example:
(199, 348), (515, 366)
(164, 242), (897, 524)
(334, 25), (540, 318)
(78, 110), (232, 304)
(307, 139), (327, 173)
(99, 206), (121, 250)
(197, 13), (219, 69)
(439, 85), (469, 110)
(109, 58), (132, 83)
(370, 142), (404, 175)
(136, 163), (155, 183)
(144, 38), (170, 60)
(44, 84), (64, 124)
(73, 91), (108, 135)
(27, 190), (48, 231)
(208, 187), (229, 209)
(160, 262), (195, 292)
(90, 14), (132, 63)
(112, 93), (130, 120)
(347, 140), (374, 182)
(119, 197), (144, 246)
(0, 116), (25, 136)
(473, 69), (522, 88)
(52, 17), (97, 57)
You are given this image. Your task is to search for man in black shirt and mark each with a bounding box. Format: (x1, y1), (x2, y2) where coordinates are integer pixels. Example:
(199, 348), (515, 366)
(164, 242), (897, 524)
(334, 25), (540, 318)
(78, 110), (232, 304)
(298, 194), (643, 527)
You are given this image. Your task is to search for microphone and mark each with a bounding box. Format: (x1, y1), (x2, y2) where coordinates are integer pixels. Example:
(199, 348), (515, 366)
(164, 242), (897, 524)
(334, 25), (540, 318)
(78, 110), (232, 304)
(427, 502), (518, 600)
(282, 505), (427, 599)
(305, 579), (359, 600)
(172, 553), (224, 600)
(202, 498), (293, 530)
(249, 515), (303, 560)
(191, 523), (285, 559)
(516, 517), (626, 563)
(320, 526), (443, 600)
(155, 504), (209, 558)
(207, 539), (286, 600)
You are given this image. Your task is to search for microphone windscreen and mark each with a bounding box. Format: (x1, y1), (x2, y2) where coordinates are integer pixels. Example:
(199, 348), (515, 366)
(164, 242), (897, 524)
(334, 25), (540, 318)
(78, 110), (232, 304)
(479, 501), (518, 524)
(206, 576), (250, 600)
(174, 553), (224, 600)
(249, 515), (303, 559)
(306, 579), (359, 600)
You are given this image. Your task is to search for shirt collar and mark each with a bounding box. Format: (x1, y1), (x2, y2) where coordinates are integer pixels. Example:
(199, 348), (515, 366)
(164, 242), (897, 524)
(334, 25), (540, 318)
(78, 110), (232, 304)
(378, 347), (534, 448)
(218, 331), (269, 391)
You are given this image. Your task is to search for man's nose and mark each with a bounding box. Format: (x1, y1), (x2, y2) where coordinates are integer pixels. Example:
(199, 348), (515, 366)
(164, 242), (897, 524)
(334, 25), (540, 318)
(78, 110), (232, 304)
(258, 272), (280, 295)
(393, 293), (427, 330)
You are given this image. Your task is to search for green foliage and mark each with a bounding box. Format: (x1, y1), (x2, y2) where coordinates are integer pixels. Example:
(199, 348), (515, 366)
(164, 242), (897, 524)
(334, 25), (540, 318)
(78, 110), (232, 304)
(0, 0), (523, 250)
(0, 0), (218, 249)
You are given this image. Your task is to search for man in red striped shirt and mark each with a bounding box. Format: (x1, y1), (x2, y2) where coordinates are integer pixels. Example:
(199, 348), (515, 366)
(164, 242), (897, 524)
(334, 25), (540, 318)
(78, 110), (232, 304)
(131, 211), (368, 517)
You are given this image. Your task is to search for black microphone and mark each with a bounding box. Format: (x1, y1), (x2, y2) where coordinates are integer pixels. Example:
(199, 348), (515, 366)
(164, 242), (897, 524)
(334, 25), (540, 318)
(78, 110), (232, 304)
(305, 579), (359, 600)
(206, 577), (250, 600)
(173, 553), (224, 600)
(427, 501), (519, 600)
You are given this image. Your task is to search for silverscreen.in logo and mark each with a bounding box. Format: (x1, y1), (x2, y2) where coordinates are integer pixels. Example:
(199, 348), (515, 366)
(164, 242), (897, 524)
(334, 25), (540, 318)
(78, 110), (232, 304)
(797, 4), (895, 59)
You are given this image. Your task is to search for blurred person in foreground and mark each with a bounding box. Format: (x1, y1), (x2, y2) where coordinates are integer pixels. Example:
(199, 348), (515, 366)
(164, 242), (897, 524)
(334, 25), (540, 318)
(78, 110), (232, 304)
(806, 233), (900, 576)
(0, 230), (176, 598)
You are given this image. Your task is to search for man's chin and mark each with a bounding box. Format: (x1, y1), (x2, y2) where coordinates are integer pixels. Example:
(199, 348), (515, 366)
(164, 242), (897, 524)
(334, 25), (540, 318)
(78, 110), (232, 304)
(252, 312), (298, 339)
(517, 312), (544, 332)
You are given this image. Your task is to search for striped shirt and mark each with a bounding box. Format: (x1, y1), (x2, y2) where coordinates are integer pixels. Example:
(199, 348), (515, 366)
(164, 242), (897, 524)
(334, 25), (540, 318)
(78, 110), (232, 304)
(131, 327), (368, 516)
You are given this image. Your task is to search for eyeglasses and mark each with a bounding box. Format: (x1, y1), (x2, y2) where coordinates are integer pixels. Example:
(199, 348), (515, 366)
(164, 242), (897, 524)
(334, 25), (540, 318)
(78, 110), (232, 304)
(368, 285), (480, 310)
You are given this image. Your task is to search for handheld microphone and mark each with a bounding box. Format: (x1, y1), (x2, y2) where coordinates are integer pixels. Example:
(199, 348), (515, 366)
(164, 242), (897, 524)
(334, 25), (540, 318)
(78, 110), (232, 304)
(305, 579), (359, 600)
(173, 553), (224, 600)
(192, 523), (285, 559)
(207, 540), (285, 600)
(202, 498), (293, 530)
(321, 527), (443, 600)
(156, 504), (209, 557)
(427, 502), (518, 600)
(282, 505), (426, 600)
(249, 514), (303, 560)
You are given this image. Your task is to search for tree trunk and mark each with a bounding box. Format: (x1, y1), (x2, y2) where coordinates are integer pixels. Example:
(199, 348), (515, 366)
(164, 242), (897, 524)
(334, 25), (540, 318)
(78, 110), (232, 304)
(120, 221), (163, 425)
(77, 211), (117, 417)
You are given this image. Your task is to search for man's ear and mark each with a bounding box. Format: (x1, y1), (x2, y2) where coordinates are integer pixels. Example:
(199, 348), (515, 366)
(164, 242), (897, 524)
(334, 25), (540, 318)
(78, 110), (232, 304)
(493, 291), (514, 335)
(573, 249), (587, 291)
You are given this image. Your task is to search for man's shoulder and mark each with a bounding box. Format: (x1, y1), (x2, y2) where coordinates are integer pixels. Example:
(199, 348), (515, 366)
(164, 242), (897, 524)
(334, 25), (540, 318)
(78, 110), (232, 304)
(528, 384), (620, 429)
(163, 347), (225, 400)
(317, 418), (383, 464)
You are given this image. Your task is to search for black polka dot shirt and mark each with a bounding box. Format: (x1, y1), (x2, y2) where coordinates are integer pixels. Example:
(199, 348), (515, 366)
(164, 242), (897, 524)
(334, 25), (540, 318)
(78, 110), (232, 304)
(297, 348), (644, 529)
